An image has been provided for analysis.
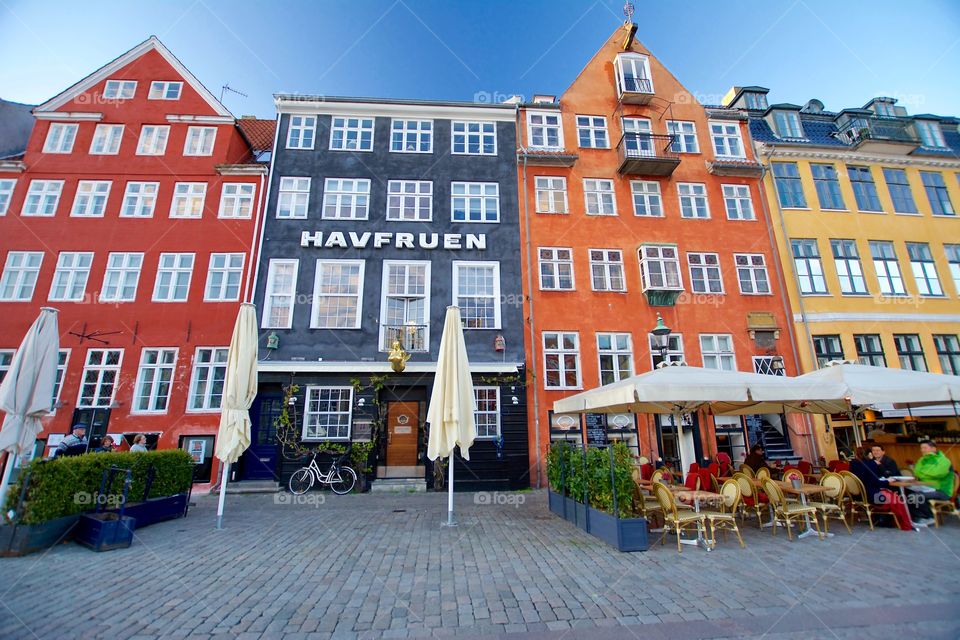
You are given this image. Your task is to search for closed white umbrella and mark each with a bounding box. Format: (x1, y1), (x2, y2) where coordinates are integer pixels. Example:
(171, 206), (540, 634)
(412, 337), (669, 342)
(426, 306), (476, 526)
(214, 303), (258, 529)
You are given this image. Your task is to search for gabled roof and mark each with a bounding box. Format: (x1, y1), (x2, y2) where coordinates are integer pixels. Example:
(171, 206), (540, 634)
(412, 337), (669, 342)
(236, 117), (276, 152)
(34, 36), (232, 118)
(0, 99), (35, 159)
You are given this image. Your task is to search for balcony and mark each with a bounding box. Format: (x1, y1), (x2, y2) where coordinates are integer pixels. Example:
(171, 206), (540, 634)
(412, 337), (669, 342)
(617, 76), (655, 105)
(381, 324), (428, 352)
(617, 133), (680, 176)
(837, 117), (920, 154)
(707, 158), (763, 178)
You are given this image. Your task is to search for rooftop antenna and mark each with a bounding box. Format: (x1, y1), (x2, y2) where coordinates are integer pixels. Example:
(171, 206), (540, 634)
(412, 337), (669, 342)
(220, 83), (248, 103)
(621, 2), (638, 49)
(623, 1), (635, 23)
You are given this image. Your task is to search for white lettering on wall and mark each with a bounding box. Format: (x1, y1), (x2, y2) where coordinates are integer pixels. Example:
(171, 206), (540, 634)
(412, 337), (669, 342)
(466, 234), (486, 250)
(396, 232), (415, 249)
(443, 234), (462, 250)
(349, 232), (371, 248)
(419, 233), (439, 249)
(374, 232), (392, 248)
(325, 231), (347, 248)
(301, 231), (323, 247)
(299, 232), (487, 251)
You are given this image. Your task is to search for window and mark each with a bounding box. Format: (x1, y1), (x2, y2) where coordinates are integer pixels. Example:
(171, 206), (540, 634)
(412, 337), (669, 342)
(710, 122), (744, 158)
(811, 164), (846, 210)
(262, 259), (298, 329)
(576, 116), (608, 148)
(854, 334), (886, 367)
(945, 244), (960, 294)
(386, 180), (432, 221)
(538, 248), (574, 290)
(915, 120), (945, 148)
(136, 125), (169, 155)
(772, 162), (806, 208)
(0, 252), (43, 301)
(0, 179), (14, 215)
(700, 334), (736, 370)
(183, 126), (217, 156)
(311, 260), (365, 329)
(616, 53), (653, 94)
(204, 253), (244, 302)
(745, 93), (768, 110)
(49, 252), (93, 301)
(148, 81), (182, 100)
(535, 176), (568, 213)
(921, 172), (955, 216)
(894, 334), (926, 371)
(277, 177), (311, 219)
(687, 253), (723, 294)
(678, 183), (709, 219)
(100, 253), (143, 302)
(78, 349), (123, 408)
(791, 239), (827, 294)
(543, 332), (580, 389)
(848, 166), (882, 212)
(527, 112), (562, 149)
(753, 355), (785, 376)
(90, 124), (124, 155)
(597, 333), (632, 385)
(23, 180), (63, 216)
(169, 182), (206, 218)
(322, 178), (369, 220)
(583, 179), (616, 215)
(589, 249), (625, 292)
(390, 119), (432, 153)
(103, 79), (136, 99)
(120, 182), (159, 218)
(934, 335), (960, 375)
(622, 118), (654, 157)
(735, 254), (771, 294)
(830, 239), (868, 295)
(70, 181), (111, 217)
(813, 335), (843, 368)
(666, 121), (698, 153)
(380, 262), (430, 351)
(639, 245), (682, 290)
(869, 241), (906, 296)
(453, 262), (500, 328)
(451, 182), (499, 222)
(303, 387), (353, 440)
(42, 123), (78, 153)
(218, 183), (255, 219)
(286, 115), (316, 150)
(52, 350), (69, 405)
(721, 184), (755, 220)
(133, 348), (177, 413)
(0, 351), (12, 384)
(630, 180), (663, 217)
(330, 116), (374, 151)
(188, 347), (229, 411)
(452, 121), (496, 155)
(773, 111), (803, 138)
(474, 387), (500, 438)
(153, 253), (195, 302)
(882, 168), (917, 214)
(906, 242), (943, 296)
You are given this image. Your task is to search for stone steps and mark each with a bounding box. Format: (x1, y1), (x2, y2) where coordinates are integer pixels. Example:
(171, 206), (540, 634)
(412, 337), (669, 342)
(370, 478), (428, 493)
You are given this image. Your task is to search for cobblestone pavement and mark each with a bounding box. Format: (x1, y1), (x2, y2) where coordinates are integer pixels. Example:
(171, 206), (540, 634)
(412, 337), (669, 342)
(1, 489), (959, 639)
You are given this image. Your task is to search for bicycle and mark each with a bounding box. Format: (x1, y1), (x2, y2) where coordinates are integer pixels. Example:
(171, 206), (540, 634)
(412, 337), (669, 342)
(288, 450), (357, 495)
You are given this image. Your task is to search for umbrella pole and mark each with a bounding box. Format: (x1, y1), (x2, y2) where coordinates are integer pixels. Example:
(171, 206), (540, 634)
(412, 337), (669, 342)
(216, 462), (230, 530)
(0, 452), (17, 506)
(445, 452), (456, 527)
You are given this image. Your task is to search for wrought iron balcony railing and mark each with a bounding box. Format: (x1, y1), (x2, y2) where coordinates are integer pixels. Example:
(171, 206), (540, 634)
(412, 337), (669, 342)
(381, 324), (428, 352)
(616, 133), (680, 176)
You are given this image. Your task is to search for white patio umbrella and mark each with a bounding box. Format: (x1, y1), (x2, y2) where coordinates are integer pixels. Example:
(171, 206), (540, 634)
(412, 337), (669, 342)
(426, 306), (476, 527)
(215, 303), (258, 529)
(0, 308), (60, 504)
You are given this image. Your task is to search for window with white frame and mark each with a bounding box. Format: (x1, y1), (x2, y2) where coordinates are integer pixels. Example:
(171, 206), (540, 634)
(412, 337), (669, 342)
(390, 119), (432, 153)
(616, 53), (653, 94)
(277, 177), (310, 219)
(597, 333), (632, 385)
(71, 181), (111, 217)
(535, 176), (568, 213)
(700, 334), (736, 370)
(0, 252), (43, 301)
(89, 124), (124, 155)
(136, 125), (169, 155)
(868, 240), (906, 296)
(330, 116), (374, 151)
(49, 252), (93, 302)
(262, 259), (298, 328)
(100, 253), (143, 302)
(622, 117), (654, 157)
(915, 120), (946, 148)
(133, 348), (177, 413)
(543, 332), (580, 389)
(452, 182), (499, 222)
(218, 183), (255, 218)
(43, 123), (78, 153)
(589, 249), (625, 292)
(687, 252), (723, 294)
(386, 180), (432, 221)
(745, 93), (768, 110)
(303, 387), (353, 440)
(452, 121), (496, 155)
(103, 79), (136, 99)
(639, 245), (682, 291)
(120, 182), (158, 218)
(791, 239), (828, 295)
(0, 351), (13, 384)
(52, 350), (69, 404)
(527, 111), (562, 149)
(311, 260), (364, 329)
(474, 387), (500, 438)
(753, 355), (786, 376)
(773, 110), (804, 138)
(322, 178), (369, 220)
(188, 347), (228, 411)
(583, 179), (616, 215)
(453, 261), (500, 328)
(722, 184), (755, 220)
(286, 115), (316, 149)
(78, 349), (123, 408)
(153, 253), (195, 302)
(169, 182), (206, 218)
(734, 254), (771, 294)
(678, 183), (709, 218)
(709, 122), (744, 158)
(576, 116), (609, 148)
(0, 179), (14, 215)
(538, 247), (574, 290)
(23, 180), (63, 216)
(830, 239), (868, 295)
(204, 253), (244, 302)
(630, 180), (663, 217)
(906, 242), (943, 296)
(183, 126), (217, 156)
(666, 121), (698, 153)
(945, 244), (960, 294)
(380, 262), (430, 351)
(148, 81), (182, 100)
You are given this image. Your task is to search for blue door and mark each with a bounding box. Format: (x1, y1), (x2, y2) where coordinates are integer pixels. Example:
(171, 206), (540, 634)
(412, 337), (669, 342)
(240, 395), (281, 480)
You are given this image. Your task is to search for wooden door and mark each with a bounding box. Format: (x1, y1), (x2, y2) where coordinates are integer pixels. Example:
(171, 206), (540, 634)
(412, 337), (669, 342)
(387, 401), (419, 466)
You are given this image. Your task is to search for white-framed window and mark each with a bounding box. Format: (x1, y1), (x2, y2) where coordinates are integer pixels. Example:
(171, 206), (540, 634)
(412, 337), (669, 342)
(451, 182), (499, 222)
(204, 253), (244, 302)
(169, 182), (206, 218)
(722, 184), (755, 220)
(678, 183), (709, 219)
(100, 253), (143, 302)
(286, 115), (316, 150)
(89, 124), (124, 155)
(945, 244), (960, 295)
(277, 177), (311, 219)
(452, 121), (496, 155)
(830, 239), (868, 295)
(527, 111), (563, 149)
(639, 245), (683, 290)
(474, 387), (501, 439)
(330, 116), (375, 151)
(390, 119), (432, 153)
(538, 247), (574, 291)
(152, 253), (195, 302)
(535, 176), (568, 213)
(380, 261), (430, 352)
(148, 81), (182, 100)
(622, 117), (654, 157)
(597, 333), (632, 385)
(23, 180), (63, 216)
(0, 351), (13, 384)
(120, 182), (159, 218)
(576, 115), (609, 148)
(311, 260), (365, 329)
(666, 120), (699, 153)
(52, 349), (69, 405)
(453, 261), (501, 329)
(386, 180), (432, 221)
(583, 178), (616, 215)
(709, 121), (744, 158)
(915, 120), (946, 148)
(188, 347), (228, 411)
(773, 110), (804, 139)
(303, 387), (353, 440)
(77, 349), (123, 408)
(136, 125), (170, 155)
(630, 180), (663, 217)
(183, 126), (217, 156)
(0, 179), (15, 215)
(218, 183), (255, 218)
(616, 53), (653, 94)
(869, 241), (906, 296)
(132, 348), (177, 413)
(734, 254), (771, 295)
(700, 334), (736, 370)
(322, 178), (370, 220)
(42, 123), (78, 153)
(589, 249), (625, 292)
(49, 252), (93, 302)
(70, 180), (111, 217)
(103, 79), (136, 99)
(687, 252), (723, 294)
(0, 252), (43, 301)
(906, 242), (943, 296)
(791, 239), (828, 295)
(543, 331), (581, 389)
(262, 259), (299, 329)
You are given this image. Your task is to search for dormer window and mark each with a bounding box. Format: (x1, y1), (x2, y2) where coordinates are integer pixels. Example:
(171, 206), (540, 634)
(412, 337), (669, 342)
(149, 81), (183, 100)
(745, 93), (767, 110)
(103, 80), (137, 100)
(616, 53), (654, 94)
(874, 101), (896, 117)
(773, 111), (804, 139)
(915, 120), (946, 148)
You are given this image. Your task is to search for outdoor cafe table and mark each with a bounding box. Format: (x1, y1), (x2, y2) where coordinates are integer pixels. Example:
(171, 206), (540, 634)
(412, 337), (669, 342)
(754, 479), (829, 539)
(673, 488), (723, 550)
(888, 477), (935, 530)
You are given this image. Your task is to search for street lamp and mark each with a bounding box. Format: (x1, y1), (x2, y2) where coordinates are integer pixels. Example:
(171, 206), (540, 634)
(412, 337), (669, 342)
(650, 313), (672, 363)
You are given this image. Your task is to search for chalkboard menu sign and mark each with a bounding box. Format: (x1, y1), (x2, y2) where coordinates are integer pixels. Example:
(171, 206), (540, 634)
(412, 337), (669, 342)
(585, 413), (608, 446)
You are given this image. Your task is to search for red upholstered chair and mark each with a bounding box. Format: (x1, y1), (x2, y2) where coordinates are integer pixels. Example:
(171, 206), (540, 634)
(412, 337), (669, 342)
(716, 453), (732, 477)
(684, 472), (701, 490)
(827, 460), (849, 473)
(688, 462), (700, 474)
(699, 468), (714, 492)
(640, 463), (653, 480)
(708, 463), (720, 477)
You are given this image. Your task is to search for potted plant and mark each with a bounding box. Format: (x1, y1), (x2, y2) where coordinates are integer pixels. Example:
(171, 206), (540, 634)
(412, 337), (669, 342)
(0, 468), (81, 557)
(73, 466), (137, 552)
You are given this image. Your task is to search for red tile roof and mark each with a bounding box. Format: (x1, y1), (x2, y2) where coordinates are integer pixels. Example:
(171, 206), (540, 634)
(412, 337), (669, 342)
(237, 117), (276, 152)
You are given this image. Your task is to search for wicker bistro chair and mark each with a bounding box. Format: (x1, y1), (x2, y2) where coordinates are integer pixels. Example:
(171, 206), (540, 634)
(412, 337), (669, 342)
(650, 468), (671, 484)
(838, 470), (899, 530)
(755, 467), (771, 482)
(733, 472), (767, 527)
(700, 479), (746, 548)
(762, 478), (824, 541)
(782, 468), (804, 484)
(738, 464), (755, 478)
(931, 472), (960, 528)
(652, 481), (707, 553)
(806, 472), (852, 534)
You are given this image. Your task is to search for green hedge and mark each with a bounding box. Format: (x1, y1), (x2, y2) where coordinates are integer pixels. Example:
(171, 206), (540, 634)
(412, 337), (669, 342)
(546, 441), (639, 517)
(3, 449), (194, 524)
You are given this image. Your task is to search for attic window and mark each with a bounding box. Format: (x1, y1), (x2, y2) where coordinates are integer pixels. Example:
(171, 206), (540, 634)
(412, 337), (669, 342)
(103, 80), (137, 100)
(149, 81), (183, 100)
(744, 93), (767, 110)
(874, 101), (895, 117)
(773, 111), (804, 139)
(915, 120), (946, 148)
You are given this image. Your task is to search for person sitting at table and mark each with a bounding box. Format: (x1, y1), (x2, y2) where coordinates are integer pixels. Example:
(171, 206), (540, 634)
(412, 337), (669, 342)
(849, 447), (911, 530)
(908, 440), (954, 524)
(870, 444), (899, 478)
(743, 444), (768, 473)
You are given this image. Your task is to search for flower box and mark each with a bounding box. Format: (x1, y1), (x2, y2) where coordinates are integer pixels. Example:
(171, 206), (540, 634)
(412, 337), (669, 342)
(586, 507), (649, 552)
(0, 515), (80, 557)
(111, 493), (188, 528)
(74, 513), (136, 552)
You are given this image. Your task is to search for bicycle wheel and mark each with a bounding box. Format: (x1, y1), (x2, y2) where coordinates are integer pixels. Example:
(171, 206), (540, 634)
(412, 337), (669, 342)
(288, 468), (313, 495)
(329, 465), (357, 495)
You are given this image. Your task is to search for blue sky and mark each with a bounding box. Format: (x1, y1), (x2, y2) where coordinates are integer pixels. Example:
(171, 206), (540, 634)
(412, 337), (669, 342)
(2, 0), (959, 117)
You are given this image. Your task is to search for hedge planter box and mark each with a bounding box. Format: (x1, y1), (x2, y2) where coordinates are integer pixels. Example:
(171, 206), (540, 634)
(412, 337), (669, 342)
(586, 507), (649, 552)
(548, 490), (566, 518)
(111, 493), (188, 529)
(0, 515), (80, 557)
(74, 513), (136, 552)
